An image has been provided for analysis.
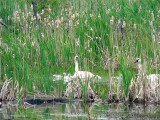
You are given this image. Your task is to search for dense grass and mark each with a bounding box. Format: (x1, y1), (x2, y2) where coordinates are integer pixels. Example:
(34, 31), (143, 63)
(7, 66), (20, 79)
(0, 0), (160, 100)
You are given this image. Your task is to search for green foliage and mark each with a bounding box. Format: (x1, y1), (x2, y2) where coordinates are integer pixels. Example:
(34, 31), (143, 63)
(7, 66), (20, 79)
(0, 0), (15, 23)
(120, 56), (133, 97)
(0, 0), (160, 100)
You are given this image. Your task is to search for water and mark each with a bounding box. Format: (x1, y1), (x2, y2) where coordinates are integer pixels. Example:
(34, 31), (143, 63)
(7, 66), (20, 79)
(0, 102), (160, 120)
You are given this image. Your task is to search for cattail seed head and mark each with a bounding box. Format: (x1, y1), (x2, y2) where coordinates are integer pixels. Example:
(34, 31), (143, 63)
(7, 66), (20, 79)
(151, 11), (154, 21)
(71, 14), (75, 20)
(158, 10), (160, 18)
(133, 23), (136, 30)
(110, 16), (114, 25)
(98, 14), (101, 19)
(122, 21), (126, 28)
(0, 18), (2, 23)
(41, 33), (44, 38)
(106, 9), (110, 14)
(14, 11), (19, 18)
(90, 14), (94, 19)
(48, 7), (51, 13)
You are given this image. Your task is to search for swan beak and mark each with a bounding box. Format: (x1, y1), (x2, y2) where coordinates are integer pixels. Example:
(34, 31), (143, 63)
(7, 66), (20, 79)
(74, 56), (78, 61)
(134, 59), (139, 63)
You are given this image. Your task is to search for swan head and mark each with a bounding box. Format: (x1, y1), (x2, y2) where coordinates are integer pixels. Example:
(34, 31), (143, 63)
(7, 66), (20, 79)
(134, 58), (143, 73)
(74, 55), (78, 62)
(134, 58), (141, 64)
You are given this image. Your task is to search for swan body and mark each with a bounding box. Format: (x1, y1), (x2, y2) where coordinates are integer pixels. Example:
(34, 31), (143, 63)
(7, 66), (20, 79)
(147, 74), (160, 89)
(135, 58), (160, 80)
(73, 71), (95, 79)
(147, 74), (160, 80)
(134, 58), (160, 90)
(73, 55), (101, 80)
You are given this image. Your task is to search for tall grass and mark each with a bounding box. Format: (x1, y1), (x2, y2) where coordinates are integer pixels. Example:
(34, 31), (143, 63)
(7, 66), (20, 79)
(0, 0), (160, 99)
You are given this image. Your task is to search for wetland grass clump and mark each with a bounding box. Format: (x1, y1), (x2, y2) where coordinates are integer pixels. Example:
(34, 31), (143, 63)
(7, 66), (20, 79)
(0, 0), (160, 102)
(120, 56), (134, 99)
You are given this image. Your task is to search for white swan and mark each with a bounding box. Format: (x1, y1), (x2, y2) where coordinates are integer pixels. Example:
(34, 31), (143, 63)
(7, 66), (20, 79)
(134, 58), (160, 99)
(134, 58), (160, 82)
(73, 55), (101, 79)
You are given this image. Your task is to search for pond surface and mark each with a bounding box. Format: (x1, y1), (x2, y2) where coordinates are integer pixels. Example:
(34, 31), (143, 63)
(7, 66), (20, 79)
(0, 102), (160, 120)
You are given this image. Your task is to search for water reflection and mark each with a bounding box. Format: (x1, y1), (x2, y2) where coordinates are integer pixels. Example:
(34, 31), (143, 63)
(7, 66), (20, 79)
(0, 102), (160, 120)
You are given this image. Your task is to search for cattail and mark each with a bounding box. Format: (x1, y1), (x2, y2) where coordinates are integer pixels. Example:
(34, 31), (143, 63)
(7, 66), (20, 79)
(51, 20), (54, 26)
(27, 12), (31, 18)
(158, 32), (160, 41)
(14, 11), (19, 18)
(55, 19), (61, 28)
(76, 12), (79, 17)
(106, 9), (110, 14)
(41, 33), (44, 38)
(86, 35), (93, 40)
(61, 17), (64, 22)
(71, 14), (75, 20)
(150, 21), (156, 41)
(122, 21), (126, 28)
(138, 5), (142, 13)
(0, 18), (2, 24)
(75, 20), (79, 26)
(44, 18), (47, 23)
(31, 4), (33, 10)
(69, 20), (73, 27)
(48, 22), (51, 27)
(33, 16), (36, 21)
(87, 40), (90, 48)
(41, 9), (44, 15)
(48, 7), (51, 13)
(98, 14), (101, 19)
(90, 27), (93, 31)
(133, 23), (136, 30)
(85, 20), (87, 25)
(150, 21), (153, 28)
(65, 23), (69, 28)
(12, 54), (15, 58)
(75, 38), (80, 46)
(37, 13), (41, 20)
(88, 48), (92, 53)
(90, 14), (94, 19)
(69, 11), (72, 16)
(110, 16), (114, 25)
(151, 11), (154, 21)
(8, 16), (10, 21)
(31, 16), (36, 21)
(158, 10), (160, 18)
(31, 41), (35, 47)
(0, 40), (1, 49)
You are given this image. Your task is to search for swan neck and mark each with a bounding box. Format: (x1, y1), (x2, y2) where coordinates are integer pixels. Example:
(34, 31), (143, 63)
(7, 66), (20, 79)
(138, 63), (143, 75)
(75, 60), (79, 72)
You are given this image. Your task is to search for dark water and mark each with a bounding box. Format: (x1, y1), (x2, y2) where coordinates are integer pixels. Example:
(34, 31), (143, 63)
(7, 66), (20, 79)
(0, 102), (160, 120)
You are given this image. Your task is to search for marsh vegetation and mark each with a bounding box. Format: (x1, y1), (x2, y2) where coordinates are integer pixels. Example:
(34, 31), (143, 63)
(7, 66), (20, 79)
(0, 0), (160, 107)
